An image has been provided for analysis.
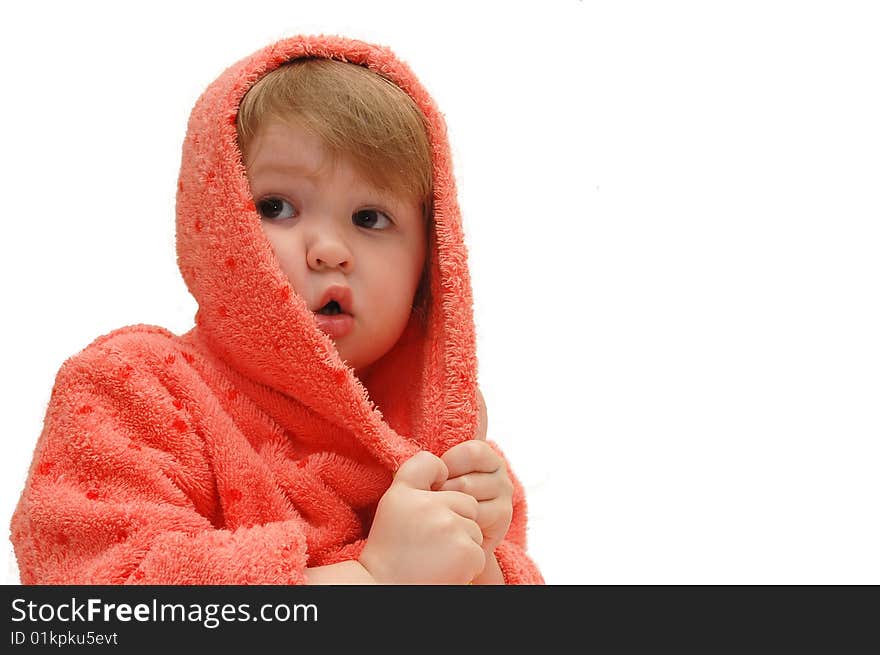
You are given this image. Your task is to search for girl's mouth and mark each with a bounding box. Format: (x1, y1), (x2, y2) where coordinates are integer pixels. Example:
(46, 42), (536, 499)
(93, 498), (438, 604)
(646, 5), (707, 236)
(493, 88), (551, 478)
(314, 306), (354, 338)
(317, 300), (342, 316)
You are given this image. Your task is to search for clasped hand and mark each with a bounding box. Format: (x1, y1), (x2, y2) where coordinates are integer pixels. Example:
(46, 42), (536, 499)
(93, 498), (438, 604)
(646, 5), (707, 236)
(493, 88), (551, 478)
(358, 391), (514, 584)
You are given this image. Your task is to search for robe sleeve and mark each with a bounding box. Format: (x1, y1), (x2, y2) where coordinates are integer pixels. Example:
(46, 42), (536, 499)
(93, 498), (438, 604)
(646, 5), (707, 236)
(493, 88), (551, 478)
(10, 341), (309, 585)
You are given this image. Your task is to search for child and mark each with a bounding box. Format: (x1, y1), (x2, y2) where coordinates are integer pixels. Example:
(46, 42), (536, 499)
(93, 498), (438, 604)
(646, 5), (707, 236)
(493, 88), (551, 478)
(10, 35), (543, 584)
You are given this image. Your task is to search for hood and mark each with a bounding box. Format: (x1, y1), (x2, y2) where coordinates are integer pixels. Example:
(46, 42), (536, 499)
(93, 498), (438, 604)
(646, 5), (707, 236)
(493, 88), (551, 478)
(175, 35), (477, 469)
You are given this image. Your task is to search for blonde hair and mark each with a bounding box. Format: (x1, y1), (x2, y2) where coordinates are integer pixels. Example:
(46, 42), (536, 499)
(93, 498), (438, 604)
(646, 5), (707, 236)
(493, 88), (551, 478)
(237, 58), (432, 209)
(236, 57), (433, 314)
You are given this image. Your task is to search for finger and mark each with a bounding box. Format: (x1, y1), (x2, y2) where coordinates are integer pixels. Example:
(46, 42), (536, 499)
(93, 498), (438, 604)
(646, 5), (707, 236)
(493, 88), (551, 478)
(394, 451), (449, 491)
(459, 515), (484, 547)
(439, 471), (508, 502)
(434, 490), (479, 521)
(440, 440), (501, 479)
(476, 388), (488, 441)
(475, 497), (512, 530)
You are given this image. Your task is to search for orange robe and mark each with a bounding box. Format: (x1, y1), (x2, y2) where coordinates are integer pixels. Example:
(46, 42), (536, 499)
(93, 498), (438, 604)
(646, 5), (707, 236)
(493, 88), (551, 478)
(11, 35), (543, 585)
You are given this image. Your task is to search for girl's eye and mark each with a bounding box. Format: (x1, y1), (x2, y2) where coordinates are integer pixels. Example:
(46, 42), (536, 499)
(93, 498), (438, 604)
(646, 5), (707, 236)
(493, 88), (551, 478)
(256, 197), (296, 220)
(352, 209), (392, 230)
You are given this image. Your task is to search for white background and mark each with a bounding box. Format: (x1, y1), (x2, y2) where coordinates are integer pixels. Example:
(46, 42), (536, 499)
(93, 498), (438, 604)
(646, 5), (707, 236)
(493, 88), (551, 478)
(1, 1), (878, 584)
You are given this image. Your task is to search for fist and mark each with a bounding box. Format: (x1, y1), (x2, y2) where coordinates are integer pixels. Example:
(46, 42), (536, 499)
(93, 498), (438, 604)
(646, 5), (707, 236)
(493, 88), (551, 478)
(438, 439), (514, 555)
(359, 451), (486, 584)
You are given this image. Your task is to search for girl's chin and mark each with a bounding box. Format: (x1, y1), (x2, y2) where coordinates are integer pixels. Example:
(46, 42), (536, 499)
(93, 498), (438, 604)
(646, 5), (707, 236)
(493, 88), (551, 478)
(335, 330), (399, 379)
(342, 349), (382, 382)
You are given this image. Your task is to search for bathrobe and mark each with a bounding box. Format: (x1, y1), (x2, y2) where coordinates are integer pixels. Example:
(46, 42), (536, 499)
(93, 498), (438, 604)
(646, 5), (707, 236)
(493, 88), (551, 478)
(11, 34), (544, 585)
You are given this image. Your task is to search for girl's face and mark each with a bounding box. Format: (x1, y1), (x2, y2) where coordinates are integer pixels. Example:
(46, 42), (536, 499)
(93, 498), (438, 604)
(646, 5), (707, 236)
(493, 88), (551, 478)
(244, 120), (427, 375)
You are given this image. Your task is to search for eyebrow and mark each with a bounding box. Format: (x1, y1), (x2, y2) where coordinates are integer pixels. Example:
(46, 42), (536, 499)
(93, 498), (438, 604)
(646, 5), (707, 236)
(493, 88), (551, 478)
(247, 158), (415, 212)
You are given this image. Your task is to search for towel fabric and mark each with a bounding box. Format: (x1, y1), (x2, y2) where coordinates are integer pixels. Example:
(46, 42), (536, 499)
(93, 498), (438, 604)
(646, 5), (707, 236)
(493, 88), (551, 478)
(11, 35), (543, 584)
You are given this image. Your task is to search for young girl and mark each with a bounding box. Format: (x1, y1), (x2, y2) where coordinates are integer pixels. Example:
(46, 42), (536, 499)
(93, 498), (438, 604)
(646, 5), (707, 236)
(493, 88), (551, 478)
(11, 35), (543, 585)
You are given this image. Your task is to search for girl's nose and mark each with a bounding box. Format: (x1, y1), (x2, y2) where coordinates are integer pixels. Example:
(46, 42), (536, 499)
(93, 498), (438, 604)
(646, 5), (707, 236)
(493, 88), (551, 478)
(306, 230), (353, 273)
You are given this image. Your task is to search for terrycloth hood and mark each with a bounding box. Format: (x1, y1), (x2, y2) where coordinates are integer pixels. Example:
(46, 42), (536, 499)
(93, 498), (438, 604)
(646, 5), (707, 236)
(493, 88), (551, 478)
(11, 35), (542, 585)
(176, 35), (476, 468)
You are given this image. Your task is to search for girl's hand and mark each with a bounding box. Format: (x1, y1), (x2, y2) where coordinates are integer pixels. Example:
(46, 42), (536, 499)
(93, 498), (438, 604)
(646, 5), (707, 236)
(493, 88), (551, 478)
(438, 390), (514, 555)
(359, 451), (485, 584)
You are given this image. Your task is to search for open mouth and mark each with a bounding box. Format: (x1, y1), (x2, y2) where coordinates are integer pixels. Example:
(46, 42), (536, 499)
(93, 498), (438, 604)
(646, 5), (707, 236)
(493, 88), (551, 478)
(312, 296), (354, 339)
(317, 300), (343, 315)
(313, 285), (353, 317)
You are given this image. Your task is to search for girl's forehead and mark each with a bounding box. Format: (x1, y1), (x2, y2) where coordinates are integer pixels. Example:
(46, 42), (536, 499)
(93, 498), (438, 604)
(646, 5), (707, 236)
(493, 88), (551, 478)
(246, 120), (421, 211)
(244, 120), (329, 171)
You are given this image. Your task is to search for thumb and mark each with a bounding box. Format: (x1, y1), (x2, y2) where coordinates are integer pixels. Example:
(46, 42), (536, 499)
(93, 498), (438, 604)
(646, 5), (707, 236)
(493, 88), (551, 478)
(475, 388), (488, 441)
(394, 450), (449, 491)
